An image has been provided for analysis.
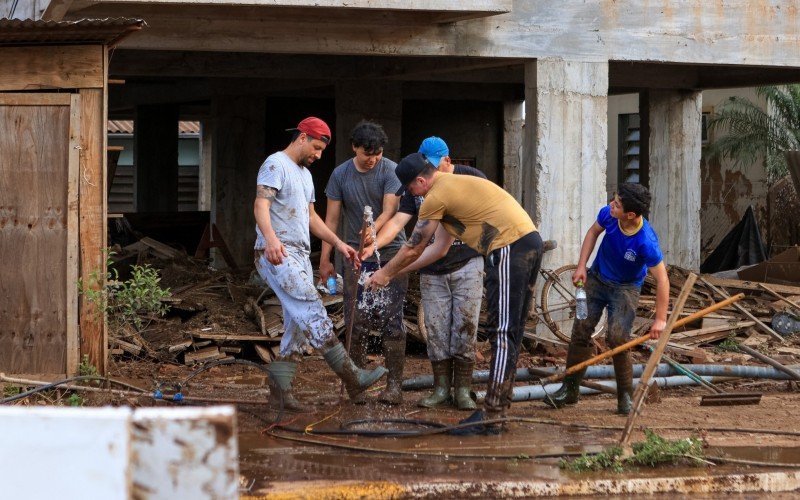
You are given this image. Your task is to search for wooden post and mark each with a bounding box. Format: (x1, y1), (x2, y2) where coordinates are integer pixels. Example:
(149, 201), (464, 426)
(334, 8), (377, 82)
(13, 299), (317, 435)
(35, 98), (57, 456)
(620, 272), (698, 446)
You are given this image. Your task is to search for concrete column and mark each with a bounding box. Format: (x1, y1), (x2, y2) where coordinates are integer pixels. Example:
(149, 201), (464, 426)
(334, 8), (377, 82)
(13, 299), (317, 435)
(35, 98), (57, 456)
(646, 90), (702, 270)
(502, 101), (524, 201)
(213, 96), (266, 268)
(134, 104), (179, 212)
(334, 81), (402, 164)
(523, 59), (609, 267)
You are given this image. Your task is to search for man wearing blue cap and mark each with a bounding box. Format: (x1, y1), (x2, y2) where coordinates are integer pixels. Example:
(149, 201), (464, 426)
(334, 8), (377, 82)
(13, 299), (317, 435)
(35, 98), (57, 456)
(363, 137), (486, 411)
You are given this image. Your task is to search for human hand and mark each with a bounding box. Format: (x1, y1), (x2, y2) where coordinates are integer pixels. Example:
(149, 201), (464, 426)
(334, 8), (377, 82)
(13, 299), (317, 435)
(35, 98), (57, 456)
(648, 319), (666, 339)
(364, 269), (390, 290)
(359, 245), (375, 263)
(360, 227), (375, 248)
(319, 260), (336, 283)
(572, 265), (588, 286)
(265, 235), (287, 265)
(336, 240), (360, 268)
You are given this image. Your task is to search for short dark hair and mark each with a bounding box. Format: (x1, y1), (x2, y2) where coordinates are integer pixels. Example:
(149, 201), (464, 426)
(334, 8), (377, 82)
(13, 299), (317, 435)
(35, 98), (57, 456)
(617, 183), (651, 217)
(419, 164), (437, 179)
(350, 120), (388, 153)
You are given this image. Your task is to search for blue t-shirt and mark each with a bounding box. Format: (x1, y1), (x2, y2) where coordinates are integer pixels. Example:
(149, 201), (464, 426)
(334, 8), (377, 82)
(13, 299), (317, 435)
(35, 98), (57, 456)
(590, 205), (663, 286)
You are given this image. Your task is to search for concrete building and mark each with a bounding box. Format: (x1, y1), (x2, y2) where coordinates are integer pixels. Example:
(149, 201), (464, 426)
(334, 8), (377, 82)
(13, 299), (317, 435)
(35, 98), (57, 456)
(7, 0), (800, 273)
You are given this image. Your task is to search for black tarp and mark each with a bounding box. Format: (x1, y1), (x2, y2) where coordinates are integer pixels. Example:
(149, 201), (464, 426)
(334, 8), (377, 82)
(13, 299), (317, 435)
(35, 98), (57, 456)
(700, 205), (767, 274)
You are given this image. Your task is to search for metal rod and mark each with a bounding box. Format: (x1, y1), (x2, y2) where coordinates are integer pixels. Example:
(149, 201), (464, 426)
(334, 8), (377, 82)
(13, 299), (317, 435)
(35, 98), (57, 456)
(736, 344), (800, 381)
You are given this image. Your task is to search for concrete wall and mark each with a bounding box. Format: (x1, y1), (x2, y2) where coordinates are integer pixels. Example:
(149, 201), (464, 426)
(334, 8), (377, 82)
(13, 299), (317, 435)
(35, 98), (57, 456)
(606, 88), (769, 262)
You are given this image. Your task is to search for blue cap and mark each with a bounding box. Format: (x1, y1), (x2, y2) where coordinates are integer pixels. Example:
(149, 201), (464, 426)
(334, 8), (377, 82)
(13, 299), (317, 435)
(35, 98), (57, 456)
(418, 136), (449, 168)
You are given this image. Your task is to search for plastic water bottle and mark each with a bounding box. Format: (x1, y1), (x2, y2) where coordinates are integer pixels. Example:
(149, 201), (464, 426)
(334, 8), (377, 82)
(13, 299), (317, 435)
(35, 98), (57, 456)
(575, 281), (588, 320)
(327, 276), (337, 295)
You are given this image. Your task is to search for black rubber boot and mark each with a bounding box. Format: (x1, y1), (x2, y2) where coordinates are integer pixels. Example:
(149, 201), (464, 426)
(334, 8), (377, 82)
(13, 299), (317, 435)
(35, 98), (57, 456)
(543, 344), (594, 409)
(417, 359), (452, 408)
(322, 342), (387, 400)
(613, 352), (634, 415)
(267, 359), (311, 413)
(453, 359), (477, 411)
(378, 337), (406, 405)
(448, 409), (504, 436)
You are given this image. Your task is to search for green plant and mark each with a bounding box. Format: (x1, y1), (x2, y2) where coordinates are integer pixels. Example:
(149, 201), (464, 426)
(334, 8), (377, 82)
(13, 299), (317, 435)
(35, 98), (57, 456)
(78, 253), (172, 330)
(66, 393), (84, 407)
(79, 355), (99, 377)
(717, 337), (740, 353)
(560, 430), (704, 472)
(705, 85), (800, 184)
(3, 385), (22, 398)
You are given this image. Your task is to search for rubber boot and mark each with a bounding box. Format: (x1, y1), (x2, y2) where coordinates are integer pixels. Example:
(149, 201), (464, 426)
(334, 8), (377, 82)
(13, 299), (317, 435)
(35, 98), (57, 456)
(417, 359), (452, 408)
(322, 342), (387, 400)
(346, 329), (369, 405)
(378, 338), (406, 405)
(543, 344), (594, 408)
(613, 351), (634, 415)
(453, 359), (477, 411)
(267, 359), (311, 413)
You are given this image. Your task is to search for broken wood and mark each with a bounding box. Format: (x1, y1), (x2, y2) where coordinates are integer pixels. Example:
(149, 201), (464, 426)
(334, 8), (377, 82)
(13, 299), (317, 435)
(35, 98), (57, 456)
(110, 338), (142, 356)
(184, 346), (224, 364)
(139, 237), (183, 259)
(758, 282), (800, 313)
(191, 332), (281, 342)
(699, 277), (785, 343)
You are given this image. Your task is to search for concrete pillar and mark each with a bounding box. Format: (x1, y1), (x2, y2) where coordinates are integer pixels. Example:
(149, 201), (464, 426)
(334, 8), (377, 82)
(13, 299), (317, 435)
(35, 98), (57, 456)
(646, 90), (702, 270)
(523, 59), (609, 267)
(213, 96), (266, 268)
(334, 81), (402, 164)
(134, 104), (179, 212)
(502, 101), (524, 201)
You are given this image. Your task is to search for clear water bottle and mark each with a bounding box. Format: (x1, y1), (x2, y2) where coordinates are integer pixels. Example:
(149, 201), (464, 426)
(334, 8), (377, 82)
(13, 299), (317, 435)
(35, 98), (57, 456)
(327, 276), (337, 295)
(575, 281), (588, 320)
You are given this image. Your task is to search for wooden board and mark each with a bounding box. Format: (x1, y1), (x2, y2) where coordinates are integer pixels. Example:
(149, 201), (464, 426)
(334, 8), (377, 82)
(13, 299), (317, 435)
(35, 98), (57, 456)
(0, 94), (76, 374)
(191, 332), (282, 342)
(0, 46), (104, 91)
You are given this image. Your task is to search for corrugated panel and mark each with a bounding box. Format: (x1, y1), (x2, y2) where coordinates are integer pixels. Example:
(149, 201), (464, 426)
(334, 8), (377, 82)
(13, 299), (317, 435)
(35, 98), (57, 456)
(0, 18), (144, 46)
(108, 120), (200, 135)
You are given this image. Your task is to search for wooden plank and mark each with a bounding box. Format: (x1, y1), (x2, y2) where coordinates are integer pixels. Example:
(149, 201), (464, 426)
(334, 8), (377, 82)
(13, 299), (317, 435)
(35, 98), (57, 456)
(79, 88), (107, 375)
(0, 46), (104, 91)
(191, 332), (281, 342)
(0, 94), (72, 106)
(184, 346), (224, 365)
(140, 236), (182, 259)
(671, 321), (755, 342)
(700, 276), (785, 343)
(704, 275), (800, 296)
(0, 95), (72, 374)
(66, 93), (81, 376)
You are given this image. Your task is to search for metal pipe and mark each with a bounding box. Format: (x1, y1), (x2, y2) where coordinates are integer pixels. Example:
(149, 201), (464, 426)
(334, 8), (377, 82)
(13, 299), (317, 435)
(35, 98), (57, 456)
(475, 375), (736, 403)
(402, 364), (799, 390)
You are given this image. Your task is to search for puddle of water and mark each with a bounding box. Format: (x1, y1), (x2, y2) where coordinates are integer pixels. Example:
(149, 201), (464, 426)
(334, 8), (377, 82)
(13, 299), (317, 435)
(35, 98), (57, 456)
(708, 445), (800, 465)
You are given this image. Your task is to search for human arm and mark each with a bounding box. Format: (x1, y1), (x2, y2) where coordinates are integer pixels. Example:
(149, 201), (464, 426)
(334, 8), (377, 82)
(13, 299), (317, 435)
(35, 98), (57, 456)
(318, 198), (342, 282)
(254, 185), (287, 265)
(572, 222), (605, 285)
(309, 202), (359, 265)
(647, 261), (669, 339)
(364, 218), (439, 289)
(398, 225), (454, 274)
(360, 211), (413, 261)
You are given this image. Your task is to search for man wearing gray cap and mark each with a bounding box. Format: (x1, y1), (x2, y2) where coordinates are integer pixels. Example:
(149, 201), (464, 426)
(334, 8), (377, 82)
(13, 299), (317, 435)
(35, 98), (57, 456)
(363, 137), (485, 411)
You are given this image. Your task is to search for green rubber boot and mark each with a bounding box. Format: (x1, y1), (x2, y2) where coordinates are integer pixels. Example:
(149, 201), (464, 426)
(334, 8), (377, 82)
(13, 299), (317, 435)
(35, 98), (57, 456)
(453, 359), (477, 411)
(378, 337), (406, 405)
(267, 359), (311, 413)
(417, 359), (452, 408)
(322, 341), (387, 400)
(613, 352), (634, 415)
(543, 344), (594, 408)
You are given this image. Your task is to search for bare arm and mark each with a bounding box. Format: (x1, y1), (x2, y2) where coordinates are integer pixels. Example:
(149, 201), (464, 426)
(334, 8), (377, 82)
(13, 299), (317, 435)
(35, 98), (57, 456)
(648, 261), (669, 339)
(572, 222), (605, 285)
(318, 199), (342, 281)
(254, 185), (287, 265)
(399, 225), (454, 274)
(360, 211), (413, 261)
(365, 218), (439, 288)
(309, 203), (358, 264)
(373, 193), (400, 233)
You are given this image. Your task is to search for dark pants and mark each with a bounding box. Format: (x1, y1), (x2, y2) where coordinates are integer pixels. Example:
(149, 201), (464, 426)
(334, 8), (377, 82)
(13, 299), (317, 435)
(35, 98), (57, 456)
(343, 261), (408, 347)
(571, 270), (641, 349)
(484, 231), (543, 413)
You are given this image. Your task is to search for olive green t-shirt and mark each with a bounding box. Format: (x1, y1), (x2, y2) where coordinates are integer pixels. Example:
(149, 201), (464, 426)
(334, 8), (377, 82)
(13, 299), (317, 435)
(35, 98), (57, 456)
(418, 174), (536, 255)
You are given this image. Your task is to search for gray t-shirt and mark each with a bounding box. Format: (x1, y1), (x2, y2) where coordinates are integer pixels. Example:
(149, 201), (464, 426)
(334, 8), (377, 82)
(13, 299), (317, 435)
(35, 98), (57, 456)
(325, 157), (406, 261)
(254, 151), (315, 253)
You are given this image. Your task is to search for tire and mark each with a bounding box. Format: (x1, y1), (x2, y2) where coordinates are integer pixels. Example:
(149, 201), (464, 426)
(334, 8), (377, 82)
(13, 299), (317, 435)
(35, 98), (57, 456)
(540, 264), (606, 343)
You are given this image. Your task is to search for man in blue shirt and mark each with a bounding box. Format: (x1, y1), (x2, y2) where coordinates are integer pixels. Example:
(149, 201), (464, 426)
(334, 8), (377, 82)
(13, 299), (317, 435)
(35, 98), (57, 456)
(545, 183), (669, 415)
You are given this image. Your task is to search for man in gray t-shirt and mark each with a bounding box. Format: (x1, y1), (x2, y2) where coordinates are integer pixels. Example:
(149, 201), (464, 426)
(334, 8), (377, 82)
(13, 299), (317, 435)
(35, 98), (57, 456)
(253, 116), (387, 412)
(319, 121), (408, 405)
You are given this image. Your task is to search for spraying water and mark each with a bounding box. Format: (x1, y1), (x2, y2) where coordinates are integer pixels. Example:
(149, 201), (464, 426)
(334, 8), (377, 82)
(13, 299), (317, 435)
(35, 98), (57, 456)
(357, 206), (391, 311)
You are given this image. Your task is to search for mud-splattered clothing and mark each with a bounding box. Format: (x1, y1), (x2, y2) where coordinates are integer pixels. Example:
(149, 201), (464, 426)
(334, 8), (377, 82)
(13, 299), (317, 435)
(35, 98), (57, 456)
(483, 231), (543, 413)
(254, 151), (314, 252)
(420, 255), (484, 362)
(571, 270), (640, 349)
(418, 174), (536, 255)
(255, 251), (334, 357)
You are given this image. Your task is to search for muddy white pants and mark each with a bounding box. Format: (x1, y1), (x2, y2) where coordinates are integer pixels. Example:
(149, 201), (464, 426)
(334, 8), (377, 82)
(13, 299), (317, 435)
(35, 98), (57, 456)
(419, 256), (484, 362)
(255, 249), (335, 357)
